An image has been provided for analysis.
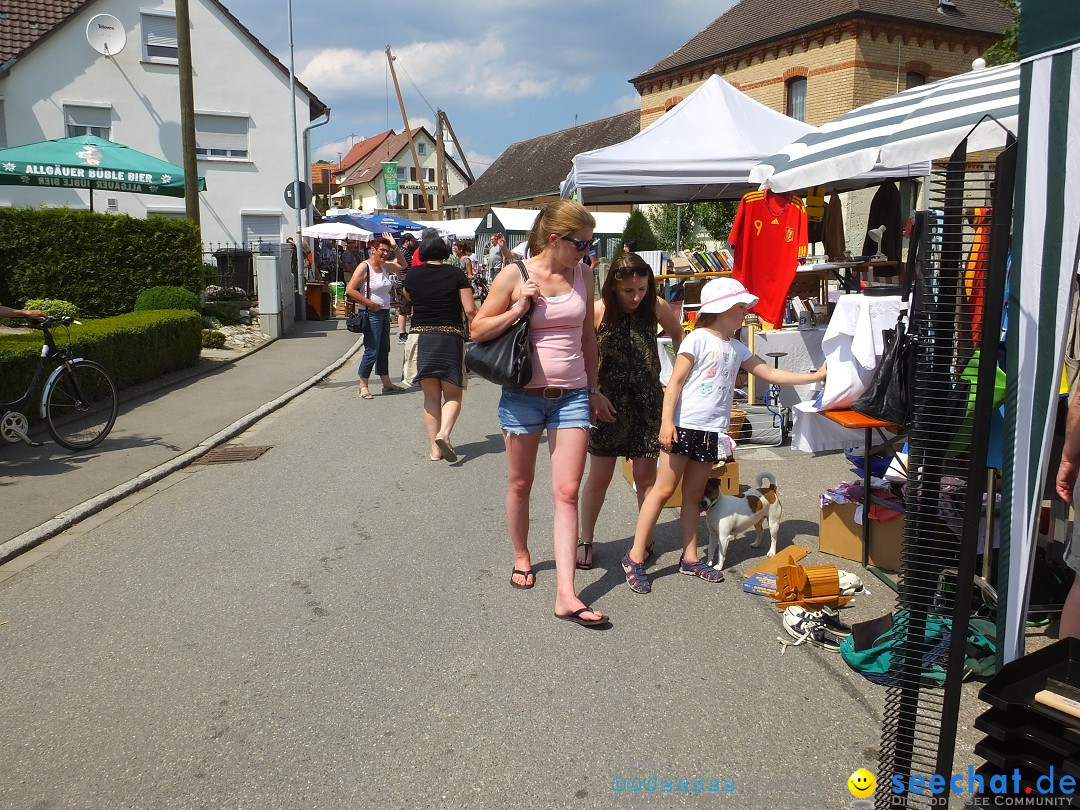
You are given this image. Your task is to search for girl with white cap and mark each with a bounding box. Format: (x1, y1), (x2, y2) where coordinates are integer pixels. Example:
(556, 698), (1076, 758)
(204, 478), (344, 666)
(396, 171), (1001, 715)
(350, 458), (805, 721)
(620, 277), (826, 594)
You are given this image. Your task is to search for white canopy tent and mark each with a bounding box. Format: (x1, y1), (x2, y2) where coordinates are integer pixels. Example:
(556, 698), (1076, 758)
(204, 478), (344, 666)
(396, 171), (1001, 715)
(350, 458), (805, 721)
(561, 75), (918, 204)
(407, 218), (482, 239)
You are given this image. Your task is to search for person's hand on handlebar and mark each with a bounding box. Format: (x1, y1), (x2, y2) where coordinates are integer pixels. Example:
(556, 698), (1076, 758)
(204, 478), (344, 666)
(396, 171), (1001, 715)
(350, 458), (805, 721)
(0, 304), (46, 322)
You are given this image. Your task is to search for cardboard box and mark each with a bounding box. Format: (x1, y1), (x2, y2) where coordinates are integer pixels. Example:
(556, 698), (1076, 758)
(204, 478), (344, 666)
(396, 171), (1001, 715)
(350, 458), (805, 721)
(818, 502), (904, 571)
(622, 459), (740, 508)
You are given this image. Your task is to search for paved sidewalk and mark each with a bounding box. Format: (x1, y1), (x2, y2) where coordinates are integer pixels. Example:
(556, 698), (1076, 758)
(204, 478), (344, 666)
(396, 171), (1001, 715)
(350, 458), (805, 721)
(0, 318), (361, 560)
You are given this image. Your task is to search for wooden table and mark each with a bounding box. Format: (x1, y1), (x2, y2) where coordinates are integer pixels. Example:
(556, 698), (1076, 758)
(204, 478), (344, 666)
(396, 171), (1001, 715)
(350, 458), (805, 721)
(822, 409), (903, 570)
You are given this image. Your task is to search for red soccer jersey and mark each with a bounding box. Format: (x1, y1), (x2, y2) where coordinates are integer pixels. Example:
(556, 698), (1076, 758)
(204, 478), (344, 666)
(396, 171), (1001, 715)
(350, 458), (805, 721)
(728, 190), (808, 326)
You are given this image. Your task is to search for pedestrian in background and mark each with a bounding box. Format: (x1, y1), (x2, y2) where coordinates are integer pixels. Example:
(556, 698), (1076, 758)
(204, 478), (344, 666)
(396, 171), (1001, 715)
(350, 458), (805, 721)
(487, 232), (510, 281)
(346, 232), (408, 399)
(470, 200), (609, 628)
(403, 235), (476, 462)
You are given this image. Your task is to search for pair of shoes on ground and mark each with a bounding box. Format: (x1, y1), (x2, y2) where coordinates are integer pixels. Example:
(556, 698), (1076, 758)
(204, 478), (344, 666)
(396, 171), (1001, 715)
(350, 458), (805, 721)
(779, 605), (852, 653)
(511, 564), (610, 628)
(621, 552), (725, 594)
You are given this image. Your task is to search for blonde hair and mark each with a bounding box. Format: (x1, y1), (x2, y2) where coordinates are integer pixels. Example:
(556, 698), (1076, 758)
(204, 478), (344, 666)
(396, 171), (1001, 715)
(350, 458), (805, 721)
(526, 200), (596, 257)
(694, 312), (722, 330)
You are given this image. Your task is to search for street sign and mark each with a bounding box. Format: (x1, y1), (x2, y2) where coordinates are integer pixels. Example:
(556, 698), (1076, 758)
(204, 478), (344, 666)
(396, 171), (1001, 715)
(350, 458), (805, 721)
(284, 180), (312, 209)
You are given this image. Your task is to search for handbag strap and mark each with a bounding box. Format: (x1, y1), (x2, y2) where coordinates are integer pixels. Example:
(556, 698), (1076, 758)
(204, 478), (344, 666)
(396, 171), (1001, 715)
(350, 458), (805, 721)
(513, 260), (534, 318)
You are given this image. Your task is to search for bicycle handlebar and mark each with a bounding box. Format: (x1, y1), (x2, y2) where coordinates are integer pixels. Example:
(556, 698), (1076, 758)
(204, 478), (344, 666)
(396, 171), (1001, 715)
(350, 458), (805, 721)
(38, 315), (79, 329)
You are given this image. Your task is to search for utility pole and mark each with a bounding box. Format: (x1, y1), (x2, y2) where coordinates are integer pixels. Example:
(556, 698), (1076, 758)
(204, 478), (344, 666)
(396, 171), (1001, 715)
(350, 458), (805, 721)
(435, 110), (446, 216)
(175, 0), (200, 229)
(385, 46), (432, 217)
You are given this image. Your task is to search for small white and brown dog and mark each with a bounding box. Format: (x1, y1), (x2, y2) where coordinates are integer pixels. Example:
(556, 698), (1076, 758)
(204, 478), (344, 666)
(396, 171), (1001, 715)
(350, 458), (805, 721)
(699, 471), (782, 571)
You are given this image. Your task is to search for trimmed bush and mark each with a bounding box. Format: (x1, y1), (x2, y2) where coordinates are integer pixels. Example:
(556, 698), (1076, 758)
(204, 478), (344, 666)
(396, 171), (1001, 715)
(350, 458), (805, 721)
(201, 329), (227, 349)
(23, 298), (80, 319)
(0, 207), (201, 317)
(135, 285), (200, 313)
(0, 310), (202, 409)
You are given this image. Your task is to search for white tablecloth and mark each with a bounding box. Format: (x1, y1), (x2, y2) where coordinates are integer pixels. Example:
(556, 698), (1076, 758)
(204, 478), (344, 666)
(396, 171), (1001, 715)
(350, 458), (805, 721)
(751, 327), (826, 408)
(818, 293), (901, 410)
(791, 293), (901, 453)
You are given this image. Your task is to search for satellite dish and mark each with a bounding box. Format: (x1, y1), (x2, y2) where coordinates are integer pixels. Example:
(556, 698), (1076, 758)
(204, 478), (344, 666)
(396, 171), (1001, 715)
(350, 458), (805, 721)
(86, 14), (127, 57)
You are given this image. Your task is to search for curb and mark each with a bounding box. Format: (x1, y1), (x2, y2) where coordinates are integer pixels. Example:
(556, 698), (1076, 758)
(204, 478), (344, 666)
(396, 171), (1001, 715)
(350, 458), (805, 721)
(0, 336), (364, 565)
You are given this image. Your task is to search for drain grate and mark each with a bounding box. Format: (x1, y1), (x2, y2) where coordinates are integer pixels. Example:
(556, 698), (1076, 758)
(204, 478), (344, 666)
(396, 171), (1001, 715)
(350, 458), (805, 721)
(195, 445), (273, 464)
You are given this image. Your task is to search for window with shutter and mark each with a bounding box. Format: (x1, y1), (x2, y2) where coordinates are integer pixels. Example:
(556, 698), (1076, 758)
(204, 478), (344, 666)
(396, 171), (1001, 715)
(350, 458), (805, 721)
(64, 105), (112, 139)
(142, 14), (178, 64)
(195, 113), (250, 161)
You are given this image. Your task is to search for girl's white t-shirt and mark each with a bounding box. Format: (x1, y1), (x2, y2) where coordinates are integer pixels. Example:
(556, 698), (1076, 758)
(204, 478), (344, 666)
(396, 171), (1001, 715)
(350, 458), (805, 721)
(674, 328), (752, 433)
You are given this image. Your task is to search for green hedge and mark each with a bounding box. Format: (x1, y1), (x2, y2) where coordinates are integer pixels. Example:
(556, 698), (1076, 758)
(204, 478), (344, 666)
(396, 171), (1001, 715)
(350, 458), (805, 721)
(0, 208), (202, 317)
(0, 310), (202, 408)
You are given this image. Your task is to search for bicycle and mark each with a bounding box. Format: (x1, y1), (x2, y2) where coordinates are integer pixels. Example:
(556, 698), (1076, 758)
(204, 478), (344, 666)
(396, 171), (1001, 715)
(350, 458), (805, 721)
(1, 316), (118, 451)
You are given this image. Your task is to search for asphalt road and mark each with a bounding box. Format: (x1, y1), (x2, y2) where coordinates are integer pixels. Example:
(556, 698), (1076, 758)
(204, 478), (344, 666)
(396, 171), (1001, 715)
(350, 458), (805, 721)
(0, 335), (1007, 808)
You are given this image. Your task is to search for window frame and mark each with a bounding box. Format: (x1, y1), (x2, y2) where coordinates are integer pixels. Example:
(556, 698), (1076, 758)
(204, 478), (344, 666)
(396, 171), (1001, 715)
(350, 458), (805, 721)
(194, 112), (250, 162)
(785, 76), (807, 122)
(64, 103), (112, 139)
(141, 12), (178, 65)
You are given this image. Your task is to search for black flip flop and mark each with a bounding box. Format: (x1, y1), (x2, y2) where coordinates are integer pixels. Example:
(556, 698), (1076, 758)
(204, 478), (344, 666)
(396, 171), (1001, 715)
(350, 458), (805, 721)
(435, 437), (458, 463)
(575, 541), (593, 570)
(510, 568), (535, 589)
(555, 606), (610, 628)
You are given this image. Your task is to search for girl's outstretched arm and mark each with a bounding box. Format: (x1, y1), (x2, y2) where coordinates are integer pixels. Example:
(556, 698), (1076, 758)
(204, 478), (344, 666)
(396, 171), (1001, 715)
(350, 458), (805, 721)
(744, 355), (826, 386)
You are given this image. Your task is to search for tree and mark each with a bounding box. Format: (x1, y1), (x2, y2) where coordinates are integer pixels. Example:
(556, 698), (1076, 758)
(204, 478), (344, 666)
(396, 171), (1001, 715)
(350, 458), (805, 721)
(984, 0), (1019, 66)
(642, 201), (737, 252)
(616, 208), (659, 254)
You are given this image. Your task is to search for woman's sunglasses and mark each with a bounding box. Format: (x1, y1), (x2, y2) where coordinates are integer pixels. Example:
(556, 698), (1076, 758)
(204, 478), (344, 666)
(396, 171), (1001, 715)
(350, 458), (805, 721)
(561, 235), (597, 252)
(612, 267), (651, 279)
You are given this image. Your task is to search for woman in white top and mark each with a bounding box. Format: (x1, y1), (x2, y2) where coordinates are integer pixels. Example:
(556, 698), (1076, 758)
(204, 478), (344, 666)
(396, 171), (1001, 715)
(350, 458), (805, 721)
(346, 232), (408, 399)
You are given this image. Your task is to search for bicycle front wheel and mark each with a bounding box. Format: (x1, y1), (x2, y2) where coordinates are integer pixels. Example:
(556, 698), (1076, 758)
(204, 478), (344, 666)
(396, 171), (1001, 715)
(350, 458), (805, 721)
(43, 359), (118, 451)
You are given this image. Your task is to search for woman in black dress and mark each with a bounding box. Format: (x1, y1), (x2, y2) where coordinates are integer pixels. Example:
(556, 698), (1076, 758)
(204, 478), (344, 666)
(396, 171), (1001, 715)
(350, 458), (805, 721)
(576, 252), (684, 568)
(402, 235), (477, 462)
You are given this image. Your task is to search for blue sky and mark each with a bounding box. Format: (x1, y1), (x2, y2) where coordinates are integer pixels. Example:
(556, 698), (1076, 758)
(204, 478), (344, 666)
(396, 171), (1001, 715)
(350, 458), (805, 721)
(219, 0), (736, 174)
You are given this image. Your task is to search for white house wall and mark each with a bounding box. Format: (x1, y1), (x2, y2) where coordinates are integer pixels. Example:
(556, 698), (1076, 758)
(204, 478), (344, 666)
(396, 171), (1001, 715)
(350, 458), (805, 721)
(0, 0), (316, 248)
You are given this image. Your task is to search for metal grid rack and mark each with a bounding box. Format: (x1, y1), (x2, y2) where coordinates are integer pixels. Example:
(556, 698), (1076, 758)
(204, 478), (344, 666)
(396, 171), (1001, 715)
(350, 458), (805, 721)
(875, 139), (1016, 808)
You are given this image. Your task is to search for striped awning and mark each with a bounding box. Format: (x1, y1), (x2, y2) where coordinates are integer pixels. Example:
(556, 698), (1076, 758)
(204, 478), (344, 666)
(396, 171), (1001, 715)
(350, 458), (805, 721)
(1000, 42), (1080, 664)
(750, 62), (1020, 193)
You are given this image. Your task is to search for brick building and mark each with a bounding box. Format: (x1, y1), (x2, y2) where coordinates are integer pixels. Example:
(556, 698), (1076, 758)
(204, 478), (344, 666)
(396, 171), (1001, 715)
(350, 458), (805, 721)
(633, 0), (1014, 130)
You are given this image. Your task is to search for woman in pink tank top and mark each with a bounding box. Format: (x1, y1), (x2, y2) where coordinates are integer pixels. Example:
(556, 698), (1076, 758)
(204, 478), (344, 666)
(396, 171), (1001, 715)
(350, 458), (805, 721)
(470, 200), (612, 628)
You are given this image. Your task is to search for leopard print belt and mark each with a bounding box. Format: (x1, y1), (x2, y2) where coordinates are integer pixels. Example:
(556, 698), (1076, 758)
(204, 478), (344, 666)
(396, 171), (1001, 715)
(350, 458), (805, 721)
(410, 324), (466, 339)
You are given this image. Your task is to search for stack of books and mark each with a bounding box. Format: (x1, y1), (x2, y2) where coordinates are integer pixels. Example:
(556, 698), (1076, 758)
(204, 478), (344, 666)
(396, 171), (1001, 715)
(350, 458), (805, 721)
(681, 248), (734, 274)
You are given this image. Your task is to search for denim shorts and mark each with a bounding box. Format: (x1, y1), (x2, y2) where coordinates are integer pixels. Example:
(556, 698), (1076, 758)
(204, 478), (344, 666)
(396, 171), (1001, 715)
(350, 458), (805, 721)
(498, 387), (591, 434)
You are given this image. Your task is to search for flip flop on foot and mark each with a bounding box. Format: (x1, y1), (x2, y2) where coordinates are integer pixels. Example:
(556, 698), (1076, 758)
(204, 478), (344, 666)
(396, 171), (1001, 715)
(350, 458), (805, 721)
(555, 606), (610, 628)
(382, 384), (404, 394)
(434, 437), (458, 463)
(359, 387), (374, 400)
(510, 568), (535, 589)
(575, 541), (593, 570)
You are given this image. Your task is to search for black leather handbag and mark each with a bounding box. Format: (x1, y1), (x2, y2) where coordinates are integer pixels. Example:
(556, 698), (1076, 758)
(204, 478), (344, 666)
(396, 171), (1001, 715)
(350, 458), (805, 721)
(465, 261), (533, 388)
(852, 222), (922, 428)
(345, 266), (370, 333)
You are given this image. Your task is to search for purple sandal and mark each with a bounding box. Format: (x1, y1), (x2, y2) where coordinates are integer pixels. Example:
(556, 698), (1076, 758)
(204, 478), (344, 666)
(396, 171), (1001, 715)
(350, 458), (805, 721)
(679, 557), (725, 583)
(621, 552), (651, 594)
